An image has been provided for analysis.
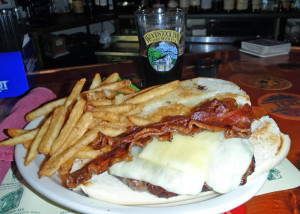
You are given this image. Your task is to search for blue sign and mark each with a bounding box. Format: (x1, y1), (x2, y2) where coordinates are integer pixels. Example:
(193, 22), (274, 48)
(0, 51), (29, 98)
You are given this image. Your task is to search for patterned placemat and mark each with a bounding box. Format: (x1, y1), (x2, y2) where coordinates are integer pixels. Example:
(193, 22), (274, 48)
(258, 93), (300, 120)
(228, 74), (292, 90)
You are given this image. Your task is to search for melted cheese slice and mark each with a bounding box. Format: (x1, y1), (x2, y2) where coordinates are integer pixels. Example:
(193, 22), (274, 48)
(109, 131), (253, 195)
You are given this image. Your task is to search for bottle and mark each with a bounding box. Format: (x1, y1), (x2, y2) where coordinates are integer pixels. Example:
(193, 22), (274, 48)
(73, 0), (84, 13)
(189, 0), (201, 13)
(48, 0), (56, 15)
(262, 0), (272, 11)
(168, 0), (179, 8)
(99, 0), (108, 13)
(108, 0), (115, 11)
(139, 0), (148, 9)
(94, 0), (108, 13)
(201, 0), (213, 11)
(214, 0), (224, 12)
(94, 0), (100, 13)
(151, 0), (168, 9)
(84, 0), (94, 17)
(295, 0), (300, 10)
(279, 0), (293, 12)
(237, 0), (249, 11)
(69, 0), (73, 11)
(224, 0), (235, 12)
(180, 0), (190, 10)
(252, 0), (262, 11)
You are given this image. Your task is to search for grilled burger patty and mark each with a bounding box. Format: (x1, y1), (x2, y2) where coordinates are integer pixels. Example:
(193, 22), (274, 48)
(116, 157), (255, 198)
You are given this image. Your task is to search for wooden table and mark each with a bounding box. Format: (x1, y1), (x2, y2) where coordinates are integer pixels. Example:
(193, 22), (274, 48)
(1, 49), (300, 213)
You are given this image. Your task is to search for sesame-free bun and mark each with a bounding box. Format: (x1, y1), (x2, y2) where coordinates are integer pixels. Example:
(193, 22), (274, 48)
(138, 78), (251, 122)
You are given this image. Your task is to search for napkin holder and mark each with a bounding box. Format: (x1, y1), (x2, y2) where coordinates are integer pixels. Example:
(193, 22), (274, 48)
(0, 36), (39, 98)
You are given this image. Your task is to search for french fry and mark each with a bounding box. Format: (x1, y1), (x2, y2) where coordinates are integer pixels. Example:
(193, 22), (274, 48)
(94, 91), (106, 99)
(103, 89), (117, 99)
(7, 129), (35, 137)
(64, 78), (86, 109)
(127, 115), (154, 126)
(120, 116), (134, 127)
(39, 128), (99, 177)
(122, 103), (144, 116)
(0, 129), (38, 146)
(75, 147), (102, 159)
(59, 157), (76, 185)
(50, 99), (86, 155)
(126, 80), (180, 104)
(58, 112), (93, 155)
(99, 145), (112, 153)
(59, 157), (76, 175)
(0, 72), (174, 178)
(85, 103), (94, 112)
(102, 73), (119, 84)
(38, 106), (66, 155)
(90, 80), (131, 92)
(82, 91), (105, 101)
(93, 111), (126, 122)
(85, 92), (97, 102)
(94, 104), (136, 114)
(113, 94), (125, 105)
(25, 117), (52, 166)
(89, 73), (102, 90)
(23, 140), (33, 149)
(97, 123), (127, 137)
(89, 118), (104, 129)
(117, 86), (136, 95)
(97, 120), (129, 128)
(25, 98), (66, 122)
(125, 85), (159, 100)
(90, 98), (112, 106)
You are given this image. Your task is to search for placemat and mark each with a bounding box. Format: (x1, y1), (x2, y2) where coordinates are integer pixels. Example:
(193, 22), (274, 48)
(258, 93), (300, 120)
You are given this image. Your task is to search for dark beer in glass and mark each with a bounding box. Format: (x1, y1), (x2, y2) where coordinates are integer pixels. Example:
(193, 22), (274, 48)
(135, 8), (186, 87)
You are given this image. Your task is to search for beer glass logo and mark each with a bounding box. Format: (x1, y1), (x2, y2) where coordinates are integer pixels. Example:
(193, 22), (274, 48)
(144, 30), (181, 72)
(148, 42), (178, 72)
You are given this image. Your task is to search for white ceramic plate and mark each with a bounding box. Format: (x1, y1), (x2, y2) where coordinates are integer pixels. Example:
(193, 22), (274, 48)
(15, 117), (268, 214)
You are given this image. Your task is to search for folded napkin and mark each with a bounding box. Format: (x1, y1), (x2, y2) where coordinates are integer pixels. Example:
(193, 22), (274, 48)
(0, 87), (56, 184)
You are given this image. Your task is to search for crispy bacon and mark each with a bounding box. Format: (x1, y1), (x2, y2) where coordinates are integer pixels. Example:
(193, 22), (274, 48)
(68, 143), (131, 188)
(89, 133), (114, 150)
(191, 99), (266, 130)
(191, 98), (238, 123)
(67, 98), (266, 188)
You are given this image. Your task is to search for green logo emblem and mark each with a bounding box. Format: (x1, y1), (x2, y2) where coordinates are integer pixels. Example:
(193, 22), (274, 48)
(148, 41), (178, 72)
(268, 168), (282, 181)
(0, 188), (24, 213)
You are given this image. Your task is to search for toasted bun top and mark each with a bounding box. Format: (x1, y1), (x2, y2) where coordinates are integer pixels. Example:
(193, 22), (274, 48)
(138, 78), (250, 122)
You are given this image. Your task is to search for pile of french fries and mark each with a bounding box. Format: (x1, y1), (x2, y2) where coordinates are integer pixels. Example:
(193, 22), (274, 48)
(0, 72), (180, 180)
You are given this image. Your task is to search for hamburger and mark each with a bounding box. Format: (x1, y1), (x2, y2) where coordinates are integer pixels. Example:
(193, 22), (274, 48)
(67, 78), (290, 205)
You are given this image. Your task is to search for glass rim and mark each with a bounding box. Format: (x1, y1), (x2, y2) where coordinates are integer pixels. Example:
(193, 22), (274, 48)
(134, 8), (187, 16)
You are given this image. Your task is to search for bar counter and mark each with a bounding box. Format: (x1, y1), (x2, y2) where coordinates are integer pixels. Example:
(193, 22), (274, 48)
(1, 49), (299, 213)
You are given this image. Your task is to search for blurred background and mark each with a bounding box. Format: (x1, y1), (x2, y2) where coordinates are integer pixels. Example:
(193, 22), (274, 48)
(1, 0), (300, 70)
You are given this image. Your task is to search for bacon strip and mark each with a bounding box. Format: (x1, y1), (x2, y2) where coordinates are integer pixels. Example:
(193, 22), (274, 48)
(67, 98), (266, 188)
(67, 143), (131, 188)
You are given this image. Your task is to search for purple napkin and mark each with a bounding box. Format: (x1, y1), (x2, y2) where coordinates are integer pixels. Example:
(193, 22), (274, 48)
(0, 87), (56, 184)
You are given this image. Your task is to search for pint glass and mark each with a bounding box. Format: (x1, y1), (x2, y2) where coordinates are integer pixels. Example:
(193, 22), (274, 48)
(135, 8), (186, 86)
